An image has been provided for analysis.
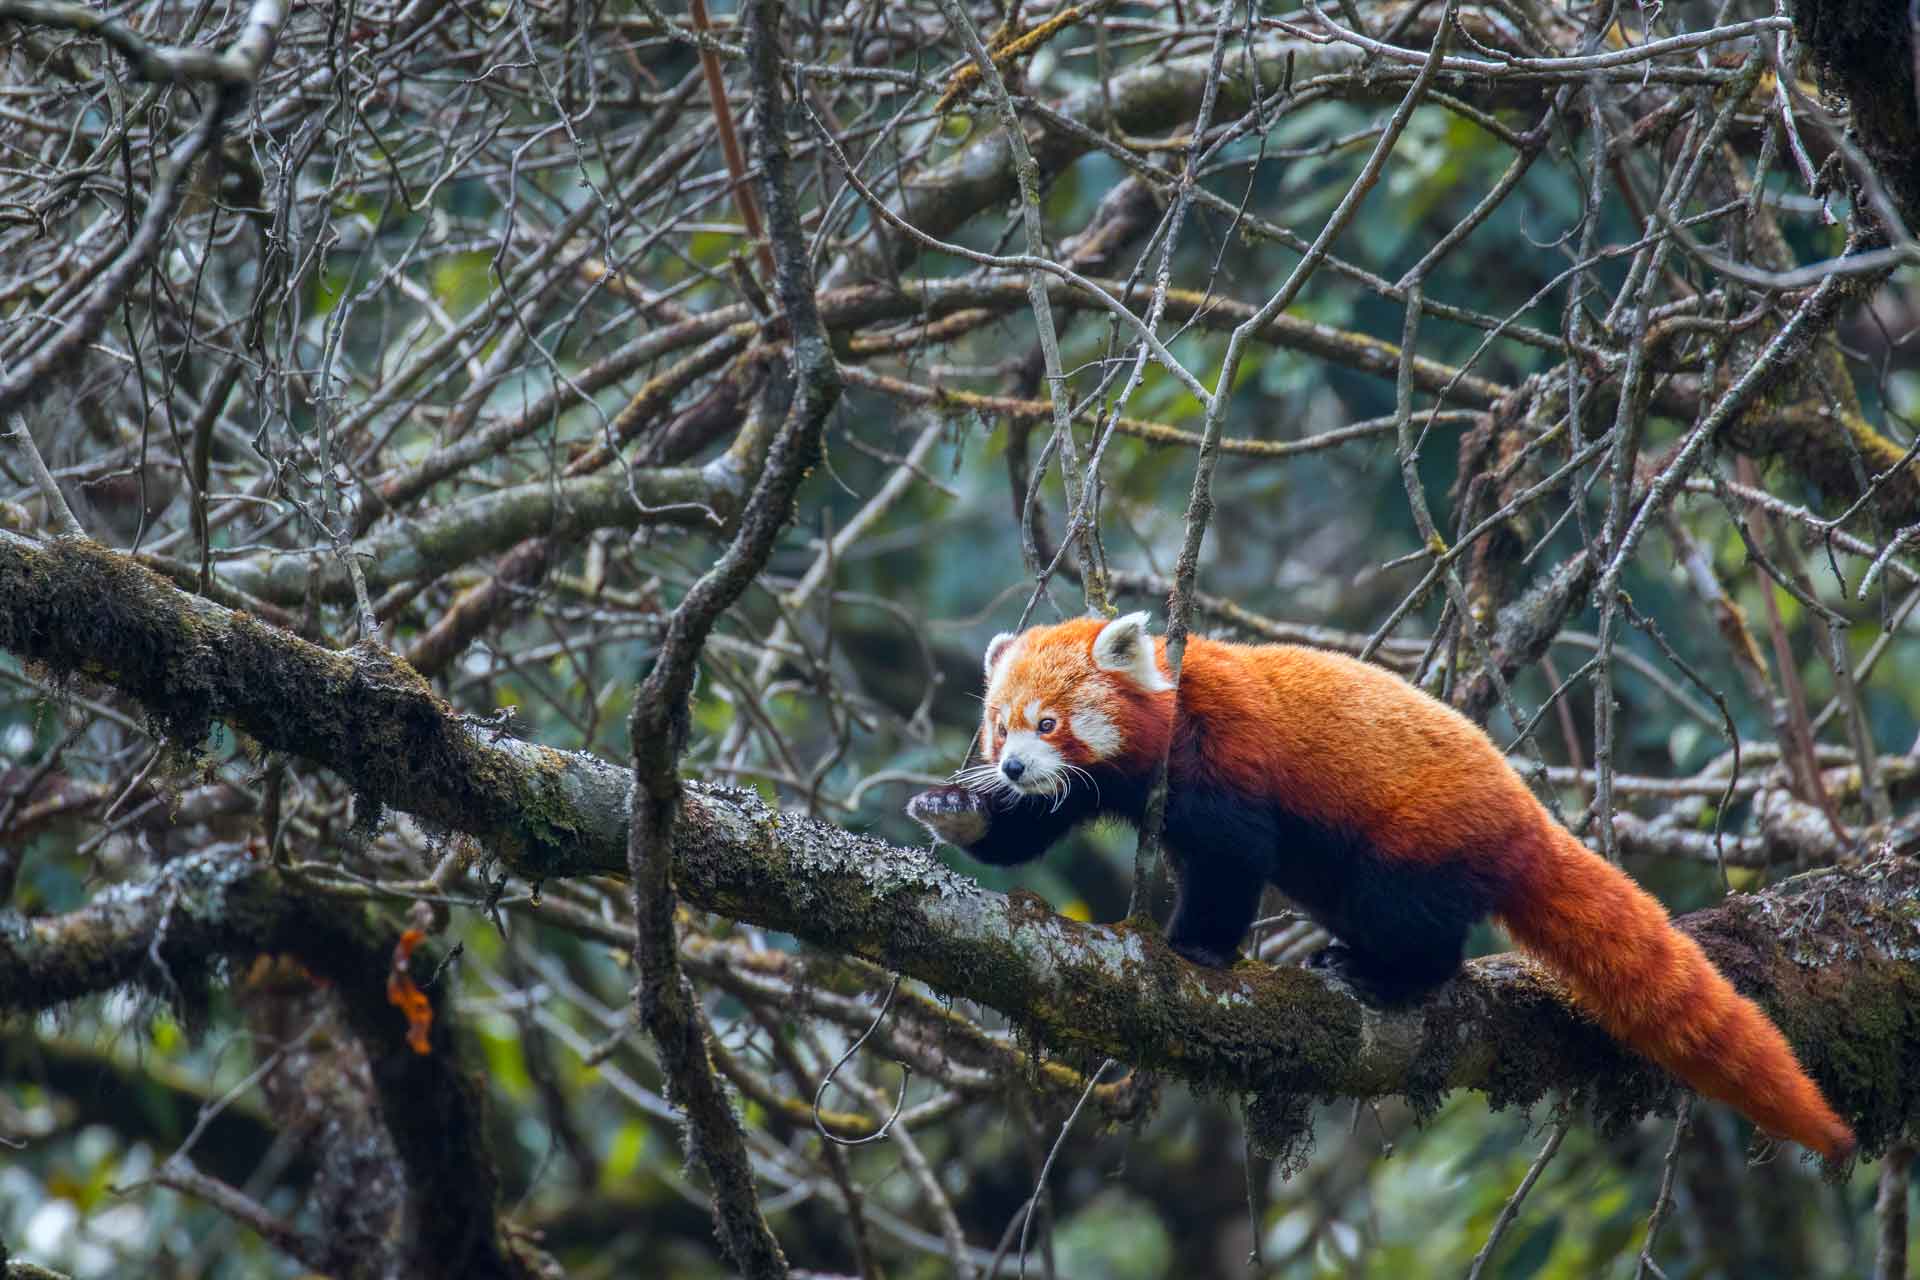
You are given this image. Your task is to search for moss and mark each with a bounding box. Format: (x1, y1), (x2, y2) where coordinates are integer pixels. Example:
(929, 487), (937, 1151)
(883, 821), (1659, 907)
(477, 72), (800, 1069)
(0, 540), (217, 745)
(1004, 888), (1053, 927)
(1398, 989), (1477, 1122)
(1245, 1088), (1316, 1169)
(499, 748), (595, 867)
(1798, 954), (1920, 1155)
(1165, 956), (1359, 1097)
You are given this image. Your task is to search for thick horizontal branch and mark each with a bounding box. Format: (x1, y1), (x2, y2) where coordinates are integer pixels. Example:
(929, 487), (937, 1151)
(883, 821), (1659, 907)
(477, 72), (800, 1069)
(840, 276), (1512, 407)
(867, 30), (1587, 285)
(196, 269), (1502, 607)
(663, 737), (1916, 1161)
(0, 533), (633, 876)
(2, 534), (1915, 1152)
(215, 464), (734, 605)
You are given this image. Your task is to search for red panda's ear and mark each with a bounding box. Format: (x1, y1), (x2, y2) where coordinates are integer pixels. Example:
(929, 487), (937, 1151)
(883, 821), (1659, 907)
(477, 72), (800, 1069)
(984, 631), (1019, 678)
(1092, 612), (1173, 691)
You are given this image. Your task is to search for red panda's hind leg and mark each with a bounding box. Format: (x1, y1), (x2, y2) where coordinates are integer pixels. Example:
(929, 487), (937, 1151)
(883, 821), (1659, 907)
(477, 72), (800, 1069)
(1301, 853), (1497, 1006)
(1307, 938), (1463, 1007)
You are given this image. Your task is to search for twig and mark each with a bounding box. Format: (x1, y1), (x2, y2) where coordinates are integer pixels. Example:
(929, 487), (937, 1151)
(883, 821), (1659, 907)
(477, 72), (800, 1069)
(2, 411), (84, 538)
(155, 1157), (330, 1273)
(1631, 1105), (1691, 1280)
(812, 976), (910, 1148)
(1466, 1121), (1569, 1280)
(0, 0), (287, 420)
(623, 2), (840, 1274)
(1007, 1059), (1113, 1278)
(0, 0), (286, 84)
(689, 0), (773, 282)
(931, 0), (1107, 608)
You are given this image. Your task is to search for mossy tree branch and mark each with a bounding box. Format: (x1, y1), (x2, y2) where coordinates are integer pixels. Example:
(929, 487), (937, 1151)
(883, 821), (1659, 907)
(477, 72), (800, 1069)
(2, 532), (1916, 1161)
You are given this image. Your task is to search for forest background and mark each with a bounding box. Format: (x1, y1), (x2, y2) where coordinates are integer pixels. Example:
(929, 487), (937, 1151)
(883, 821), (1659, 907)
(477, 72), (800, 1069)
(1, 0), (1918, 1276)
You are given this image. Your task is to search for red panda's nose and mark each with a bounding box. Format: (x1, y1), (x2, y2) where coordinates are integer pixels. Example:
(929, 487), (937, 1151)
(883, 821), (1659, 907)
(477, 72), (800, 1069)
(1001, 758), (1026, 782)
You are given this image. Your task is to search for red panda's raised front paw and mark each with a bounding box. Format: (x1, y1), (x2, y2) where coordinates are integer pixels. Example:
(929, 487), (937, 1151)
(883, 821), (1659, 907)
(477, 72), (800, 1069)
(907, 785), (989, 848)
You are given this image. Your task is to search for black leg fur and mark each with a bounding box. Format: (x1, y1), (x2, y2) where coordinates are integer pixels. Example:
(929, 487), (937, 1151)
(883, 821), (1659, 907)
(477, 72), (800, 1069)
(1165, 849), (1266, 968)
(1307, 936), (1465, 1008)
(1162, 780), (1498, 996)
(1163, 782), (1283, 968)
(1306, 853), (1490, 1004)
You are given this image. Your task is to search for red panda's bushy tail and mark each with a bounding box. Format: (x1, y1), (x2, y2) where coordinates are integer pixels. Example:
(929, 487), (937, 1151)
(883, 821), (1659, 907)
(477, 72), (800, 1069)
(1497, 824), (1855, 1161)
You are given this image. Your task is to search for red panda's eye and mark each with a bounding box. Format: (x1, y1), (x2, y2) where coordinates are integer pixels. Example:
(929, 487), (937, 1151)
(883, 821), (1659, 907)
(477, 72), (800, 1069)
(1037, 717), (1057, 734)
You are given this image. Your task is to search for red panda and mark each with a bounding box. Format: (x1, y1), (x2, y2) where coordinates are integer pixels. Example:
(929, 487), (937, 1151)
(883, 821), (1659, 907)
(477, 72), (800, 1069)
(908, 612), (1856, 1161)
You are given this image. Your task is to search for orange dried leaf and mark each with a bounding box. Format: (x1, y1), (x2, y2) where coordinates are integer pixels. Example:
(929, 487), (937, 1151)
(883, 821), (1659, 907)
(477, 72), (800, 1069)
(386, 927), (433, 1055)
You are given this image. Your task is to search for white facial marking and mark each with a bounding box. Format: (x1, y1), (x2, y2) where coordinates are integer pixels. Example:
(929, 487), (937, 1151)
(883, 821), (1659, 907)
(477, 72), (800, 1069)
(1024, 699), (1043, 724)
(985, 631), (1019, 674)
(1091, 611), (1173, 692)
(1072, 704), (1120, 760)
(984, 635), (1025, 705)
(999, 731), (1066, 793)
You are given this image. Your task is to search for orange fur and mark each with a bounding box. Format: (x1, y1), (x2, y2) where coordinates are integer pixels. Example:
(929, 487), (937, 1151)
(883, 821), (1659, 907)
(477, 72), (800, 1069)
(985, 619), (1854, 1160)
(1501, 830), (1854, 1160)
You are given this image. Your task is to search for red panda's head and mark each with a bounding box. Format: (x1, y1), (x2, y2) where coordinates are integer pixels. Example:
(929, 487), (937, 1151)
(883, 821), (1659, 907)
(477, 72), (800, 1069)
(959, 611), (1174, 802)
